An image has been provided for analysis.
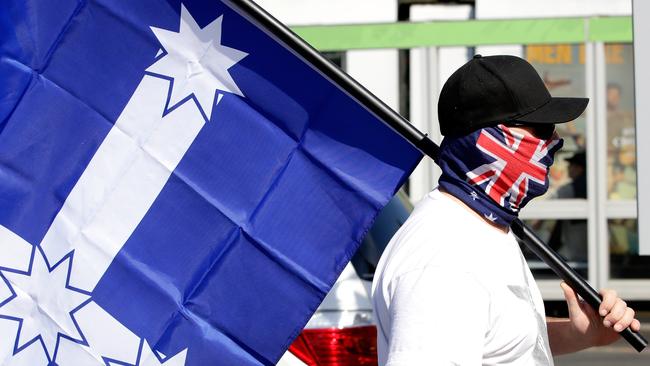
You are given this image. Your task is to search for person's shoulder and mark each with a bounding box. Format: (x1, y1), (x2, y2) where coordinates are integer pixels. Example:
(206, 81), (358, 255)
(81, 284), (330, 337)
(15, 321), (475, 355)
(384, 192), (490, 273)
(412, 189), (499, 242)
(387, 193), (469, 257)
(410, 189), (473, 226)
(380, 188), (520, 280)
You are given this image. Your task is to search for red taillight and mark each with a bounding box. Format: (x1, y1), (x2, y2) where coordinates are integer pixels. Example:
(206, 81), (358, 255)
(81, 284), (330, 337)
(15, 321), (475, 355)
(288, 326), (378, 366)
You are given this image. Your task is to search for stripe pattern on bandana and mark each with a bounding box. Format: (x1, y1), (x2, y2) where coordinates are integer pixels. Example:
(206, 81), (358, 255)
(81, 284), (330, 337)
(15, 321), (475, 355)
(438, 124), (563, 227)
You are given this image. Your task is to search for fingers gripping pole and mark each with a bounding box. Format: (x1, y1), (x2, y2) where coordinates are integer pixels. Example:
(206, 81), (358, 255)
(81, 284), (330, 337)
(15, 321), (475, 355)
(510, 219), (647, 352)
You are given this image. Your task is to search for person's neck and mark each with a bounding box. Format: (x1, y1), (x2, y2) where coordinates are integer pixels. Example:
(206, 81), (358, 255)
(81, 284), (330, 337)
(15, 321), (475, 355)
(439, 188), (510, 234)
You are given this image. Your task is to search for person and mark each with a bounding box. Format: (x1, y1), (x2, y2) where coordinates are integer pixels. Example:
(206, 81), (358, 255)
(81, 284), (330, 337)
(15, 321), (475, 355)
(371, 55), (641, 365)
(549, 151), (588, 262)
(556, 151), (587, 199)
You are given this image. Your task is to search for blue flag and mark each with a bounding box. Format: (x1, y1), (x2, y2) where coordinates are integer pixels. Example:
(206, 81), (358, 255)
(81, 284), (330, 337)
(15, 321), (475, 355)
(0, 1), (422, 365)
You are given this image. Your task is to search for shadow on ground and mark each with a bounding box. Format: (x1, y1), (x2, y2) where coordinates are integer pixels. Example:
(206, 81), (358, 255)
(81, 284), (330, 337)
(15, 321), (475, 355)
(554, 322), (650, 366)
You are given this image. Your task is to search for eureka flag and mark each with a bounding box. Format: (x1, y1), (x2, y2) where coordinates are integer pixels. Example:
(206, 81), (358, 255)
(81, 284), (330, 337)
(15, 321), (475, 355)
(0, 0), (422, 365)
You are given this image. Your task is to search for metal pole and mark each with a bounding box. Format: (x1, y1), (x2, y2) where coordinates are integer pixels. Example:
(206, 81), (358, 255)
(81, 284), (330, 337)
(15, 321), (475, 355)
(225, 0), (439, 163)
(226, 0), (647, 352)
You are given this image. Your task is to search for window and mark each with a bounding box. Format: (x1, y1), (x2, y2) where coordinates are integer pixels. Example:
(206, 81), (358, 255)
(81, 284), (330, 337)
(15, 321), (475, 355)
(608, 219), (650, 279)
(526, 44), (588, 200)
(605, 44), (636, 200)
(522, 219), (588, 279)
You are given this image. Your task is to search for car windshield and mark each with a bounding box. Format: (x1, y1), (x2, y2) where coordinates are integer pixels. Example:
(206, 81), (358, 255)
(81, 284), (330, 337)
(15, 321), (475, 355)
(351, 189), (413, 281)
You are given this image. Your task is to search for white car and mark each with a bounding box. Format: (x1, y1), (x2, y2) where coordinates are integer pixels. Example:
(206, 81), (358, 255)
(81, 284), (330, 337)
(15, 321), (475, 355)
(278, 191), (413, 366)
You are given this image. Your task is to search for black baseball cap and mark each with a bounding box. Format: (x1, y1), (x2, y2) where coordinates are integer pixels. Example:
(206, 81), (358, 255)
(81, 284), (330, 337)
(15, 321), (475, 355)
(438, 54), (589, 136)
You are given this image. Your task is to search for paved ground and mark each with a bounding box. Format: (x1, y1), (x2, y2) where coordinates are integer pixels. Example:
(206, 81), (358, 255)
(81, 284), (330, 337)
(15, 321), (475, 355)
(554, 316), (650, 366)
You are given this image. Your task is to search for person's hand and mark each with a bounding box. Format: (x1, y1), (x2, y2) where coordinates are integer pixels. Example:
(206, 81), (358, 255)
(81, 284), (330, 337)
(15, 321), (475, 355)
(561, 282), (641, 348)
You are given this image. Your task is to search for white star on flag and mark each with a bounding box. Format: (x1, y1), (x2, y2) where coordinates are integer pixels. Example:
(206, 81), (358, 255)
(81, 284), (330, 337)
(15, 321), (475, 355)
(484, 213), (498, 222)
(470, 191), (479, 201)
(0, 250), (90, 362)
(139, 340), (188, 366)
(147, 4), (248, 120)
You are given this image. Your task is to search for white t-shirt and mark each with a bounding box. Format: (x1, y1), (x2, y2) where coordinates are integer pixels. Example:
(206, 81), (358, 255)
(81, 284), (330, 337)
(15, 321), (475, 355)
(371, 189), (553, 366)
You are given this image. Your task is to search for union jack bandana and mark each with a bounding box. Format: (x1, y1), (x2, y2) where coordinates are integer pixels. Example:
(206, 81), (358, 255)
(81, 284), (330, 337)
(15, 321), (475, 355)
(438, 124), (563, 227)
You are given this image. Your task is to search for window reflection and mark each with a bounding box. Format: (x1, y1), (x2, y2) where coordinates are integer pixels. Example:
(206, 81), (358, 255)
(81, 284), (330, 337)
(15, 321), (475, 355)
(525, 44), (587, 199)
(605, 44), (636, 200)
(609, 219), (650, 278)
(521, 219), (588, 279)
(552, 151), (586, 199)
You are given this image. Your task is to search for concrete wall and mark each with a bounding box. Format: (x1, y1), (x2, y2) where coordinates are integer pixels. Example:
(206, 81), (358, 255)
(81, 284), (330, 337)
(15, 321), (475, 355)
(476, 0), (631, 18)
(633, 0), (650, 255)
(254, 0), (396, 25)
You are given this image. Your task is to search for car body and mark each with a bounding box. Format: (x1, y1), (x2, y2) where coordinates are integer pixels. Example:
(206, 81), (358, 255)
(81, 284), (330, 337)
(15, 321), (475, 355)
(277, 191), (413, 366)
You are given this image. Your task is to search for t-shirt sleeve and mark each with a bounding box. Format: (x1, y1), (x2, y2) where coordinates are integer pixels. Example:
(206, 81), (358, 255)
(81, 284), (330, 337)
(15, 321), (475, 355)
(384, 266), (490, 366)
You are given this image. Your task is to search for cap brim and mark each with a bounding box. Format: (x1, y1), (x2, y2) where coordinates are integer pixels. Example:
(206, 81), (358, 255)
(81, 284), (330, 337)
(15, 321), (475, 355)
(513, 97), (589, 124)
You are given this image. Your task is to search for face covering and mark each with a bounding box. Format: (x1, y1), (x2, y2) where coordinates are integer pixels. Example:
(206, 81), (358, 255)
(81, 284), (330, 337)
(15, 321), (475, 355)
(438, 124), (563, 227)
